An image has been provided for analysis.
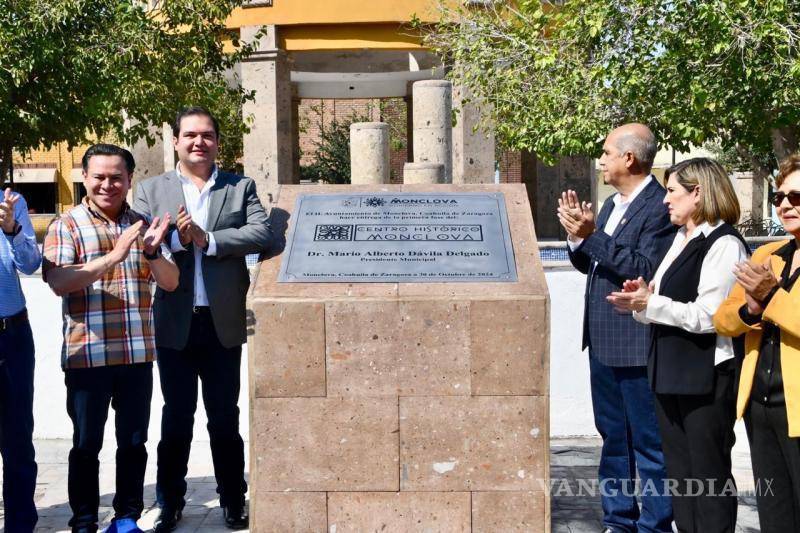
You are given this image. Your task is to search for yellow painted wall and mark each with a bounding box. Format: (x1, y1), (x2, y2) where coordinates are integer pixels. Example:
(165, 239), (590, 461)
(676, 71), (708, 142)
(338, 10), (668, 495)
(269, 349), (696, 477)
(280, 24), (423, 51)
(13, 142), (91, 213)
(227, 0), (454, 27)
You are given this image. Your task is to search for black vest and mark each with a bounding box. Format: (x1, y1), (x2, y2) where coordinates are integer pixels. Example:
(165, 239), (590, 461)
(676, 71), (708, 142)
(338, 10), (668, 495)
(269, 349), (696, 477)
(648, 223), (748, 395)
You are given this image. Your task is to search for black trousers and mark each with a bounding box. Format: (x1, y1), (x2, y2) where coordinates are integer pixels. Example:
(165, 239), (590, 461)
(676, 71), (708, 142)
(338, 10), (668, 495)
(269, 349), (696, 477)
(745, 399), (800, 533)
(654, 359), (737, 533)
(155, 309), (246, 509)
(0, 315), (38, 532)
(65, 362), (153, 529)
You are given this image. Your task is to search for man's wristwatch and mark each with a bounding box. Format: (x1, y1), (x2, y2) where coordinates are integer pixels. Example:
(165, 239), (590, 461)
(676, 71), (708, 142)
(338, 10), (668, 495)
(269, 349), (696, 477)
(201, 231), (210, 252)
(3, 222), (21, 237)
(144, 247), (162, 261)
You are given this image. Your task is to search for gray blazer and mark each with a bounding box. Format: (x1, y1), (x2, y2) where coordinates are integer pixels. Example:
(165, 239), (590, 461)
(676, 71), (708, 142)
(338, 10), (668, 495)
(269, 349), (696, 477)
(133, 170), (272, 350)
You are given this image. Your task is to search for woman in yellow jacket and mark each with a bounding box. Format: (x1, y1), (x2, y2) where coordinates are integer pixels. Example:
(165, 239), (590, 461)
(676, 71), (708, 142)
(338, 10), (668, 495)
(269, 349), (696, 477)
(713, 154), (800, 533)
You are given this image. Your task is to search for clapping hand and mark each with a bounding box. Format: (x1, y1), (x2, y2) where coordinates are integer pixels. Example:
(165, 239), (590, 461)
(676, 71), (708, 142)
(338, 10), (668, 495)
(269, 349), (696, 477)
(734, 260), (778, 315)
(141, 214), (171, 256)
(607, 277), (654, 313)
(557, 189), (596, 239)
(107, 221), (144, 266)
(0, 188), (20, 234)
(176, 205), (207, 249)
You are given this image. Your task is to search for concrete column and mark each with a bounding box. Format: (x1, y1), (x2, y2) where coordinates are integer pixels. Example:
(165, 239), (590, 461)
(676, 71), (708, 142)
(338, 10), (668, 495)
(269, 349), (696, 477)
(452, 85), (495, 184)
(350, 122), (390, 185)
(560, 156), (594, 206)
(404, 95), (414, 162)
(403, 162), (444, 184)
(733, 171), (766, 222)
(127, 122), (170, 199)
(162, 123), (175, 172)
(521, 153), (594, 240)
(241, 25), (296, 205)
(412, 80), (452, 182)
(520, 150), (538, 231)
(291, 95), (301, 182)
(528, 153), (560, 240)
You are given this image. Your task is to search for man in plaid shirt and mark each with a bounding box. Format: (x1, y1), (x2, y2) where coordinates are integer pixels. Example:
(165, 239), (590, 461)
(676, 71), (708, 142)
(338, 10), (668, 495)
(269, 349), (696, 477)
(42, 144), (179, 533)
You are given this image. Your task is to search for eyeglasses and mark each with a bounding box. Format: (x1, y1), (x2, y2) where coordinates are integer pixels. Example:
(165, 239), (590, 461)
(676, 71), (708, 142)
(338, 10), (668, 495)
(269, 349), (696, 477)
(771, 190), (800, 207)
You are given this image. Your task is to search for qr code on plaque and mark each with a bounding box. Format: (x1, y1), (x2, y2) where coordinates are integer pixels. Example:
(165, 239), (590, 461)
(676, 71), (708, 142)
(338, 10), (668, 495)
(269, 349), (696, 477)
(314, 224), (353, 241)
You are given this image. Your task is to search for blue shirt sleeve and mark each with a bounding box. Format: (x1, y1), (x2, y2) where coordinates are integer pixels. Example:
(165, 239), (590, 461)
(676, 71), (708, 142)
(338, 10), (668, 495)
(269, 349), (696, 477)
(5, 194), (42, 275)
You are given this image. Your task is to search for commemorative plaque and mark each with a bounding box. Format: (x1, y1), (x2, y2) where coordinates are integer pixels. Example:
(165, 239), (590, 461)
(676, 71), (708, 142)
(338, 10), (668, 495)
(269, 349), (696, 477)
(278, 192), (517, 282)
(250, 184), (549, 531)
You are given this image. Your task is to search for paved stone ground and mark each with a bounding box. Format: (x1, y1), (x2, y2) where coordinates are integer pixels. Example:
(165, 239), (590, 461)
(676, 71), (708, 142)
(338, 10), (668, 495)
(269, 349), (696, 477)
(1, 438), (760, 532)
(550, 439), (760, 533)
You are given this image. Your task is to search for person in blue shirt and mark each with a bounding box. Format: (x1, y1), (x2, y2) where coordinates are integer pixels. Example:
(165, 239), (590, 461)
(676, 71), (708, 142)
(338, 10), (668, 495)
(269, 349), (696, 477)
(0, 186), (42, 532)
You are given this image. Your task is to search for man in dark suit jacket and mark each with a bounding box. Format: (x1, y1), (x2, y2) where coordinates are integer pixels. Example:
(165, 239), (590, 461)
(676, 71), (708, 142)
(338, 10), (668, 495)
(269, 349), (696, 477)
(558, 123), (676, 533)
(133, 107), (272, 532)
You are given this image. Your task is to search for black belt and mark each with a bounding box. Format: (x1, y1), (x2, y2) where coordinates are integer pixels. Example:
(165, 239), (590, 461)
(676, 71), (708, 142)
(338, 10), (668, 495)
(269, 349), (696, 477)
(0, 308), (28, 332)
(192, 306), (211, 314)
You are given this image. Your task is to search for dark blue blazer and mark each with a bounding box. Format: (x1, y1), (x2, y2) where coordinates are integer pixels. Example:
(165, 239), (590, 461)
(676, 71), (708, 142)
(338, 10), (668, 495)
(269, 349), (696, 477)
(568, 178), (676, 367)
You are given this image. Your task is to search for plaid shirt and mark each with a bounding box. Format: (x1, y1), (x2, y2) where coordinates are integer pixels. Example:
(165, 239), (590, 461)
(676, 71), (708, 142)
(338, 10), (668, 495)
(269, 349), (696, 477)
(43, 199), (156, 369)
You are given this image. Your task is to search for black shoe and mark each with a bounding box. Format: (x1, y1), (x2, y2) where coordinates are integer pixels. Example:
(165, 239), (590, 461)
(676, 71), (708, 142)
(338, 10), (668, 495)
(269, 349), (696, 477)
(223, 505), (249, 530)
(153, 506), (182, 532)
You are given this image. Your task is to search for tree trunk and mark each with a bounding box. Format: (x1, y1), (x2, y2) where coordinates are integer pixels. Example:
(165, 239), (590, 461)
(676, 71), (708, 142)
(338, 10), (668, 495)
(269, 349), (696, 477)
(771, 126), (799, 161)
(0, 142), (12, 187)
(734, 143), (771, 223)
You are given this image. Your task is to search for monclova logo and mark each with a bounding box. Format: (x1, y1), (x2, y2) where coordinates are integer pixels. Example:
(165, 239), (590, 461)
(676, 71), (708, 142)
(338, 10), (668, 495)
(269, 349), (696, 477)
(363, 197), (386, 207)
(389, 198), (458, 205)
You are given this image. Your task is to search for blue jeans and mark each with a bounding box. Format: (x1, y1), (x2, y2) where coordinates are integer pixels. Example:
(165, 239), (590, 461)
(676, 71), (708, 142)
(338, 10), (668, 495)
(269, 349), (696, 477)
(0, 314), (38, 532)
(589, 354), (673, 532)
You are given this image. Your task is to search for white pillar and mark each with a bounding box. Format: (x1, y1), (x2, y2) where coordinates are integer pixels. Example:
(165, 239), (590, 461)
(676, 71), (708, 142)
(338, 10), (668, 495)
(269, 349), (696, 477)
(241, 25), (296, 205)
(403, 162), (444, 184)
(350, 122), (390, 185)
(452, 84), (495, 184)
(412, 80), (452, 183)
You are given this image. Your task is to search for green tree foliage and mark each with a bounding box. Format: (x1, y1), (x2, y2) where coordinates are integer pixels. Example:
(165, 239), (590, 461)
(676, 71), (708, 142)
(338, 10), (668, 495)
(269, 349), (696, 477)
(0, 0), (261, 181)
(421, 1), (800, 168)
(300, 105), (372, 184)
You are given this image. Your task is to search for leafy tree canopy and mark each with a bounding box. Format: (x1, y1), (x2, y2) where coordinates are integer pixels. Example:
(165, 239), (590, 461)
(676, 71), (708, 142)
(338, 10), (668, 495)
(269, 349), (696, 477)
(0, 0), (259, 180)
(421, 0), (800, 167)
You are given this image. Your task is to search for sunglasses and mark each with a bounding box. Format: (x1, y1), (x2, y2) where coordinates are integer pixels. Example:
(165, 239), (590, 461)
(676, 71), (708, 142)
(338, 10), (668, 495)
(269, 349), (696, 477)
(771, 190), (800, 207)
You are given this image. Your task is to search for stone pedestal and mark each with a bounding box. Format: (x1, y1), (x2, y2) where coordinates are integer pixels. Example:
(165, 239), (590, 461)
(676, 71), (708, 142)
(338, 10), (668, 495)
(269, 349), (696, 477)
(248, 183), (550, 532)
(403, 161), (444, 184)
(452, 85), (495, 184)
(241, 25), (296, 205)
(350, 122), (390, 184)
(412, 80), (453, 182)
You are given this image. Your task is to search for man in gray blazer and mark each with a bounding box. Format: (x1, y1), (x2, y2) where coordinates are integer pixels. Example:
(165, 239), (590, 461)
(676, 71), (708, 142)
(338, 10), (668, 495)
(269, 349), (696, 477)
(133, 107), (272, 531)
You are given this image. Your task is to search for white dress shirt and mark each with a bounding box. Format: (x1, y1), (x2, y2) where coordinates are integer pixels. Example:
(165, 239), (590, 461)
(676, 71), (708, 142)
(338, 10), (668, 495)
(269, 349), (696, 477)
(567, 176), (653, 251)
(633, 220), (749, 365)
(169, 163), (219, 306)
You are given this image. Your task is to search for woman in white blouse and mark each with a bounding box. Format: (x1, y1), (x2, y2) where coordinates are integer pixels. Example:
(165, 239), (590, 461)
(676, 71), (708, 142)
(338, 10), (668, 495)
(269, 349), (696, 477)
(608, 157), (748, 533)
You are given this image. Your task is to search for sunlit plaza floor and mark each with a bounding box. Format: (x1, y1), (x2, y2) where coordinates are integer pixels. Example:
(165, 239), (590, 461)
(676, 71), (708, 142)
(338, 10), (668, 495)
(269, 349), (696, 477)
(0, 437), (761, 532)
